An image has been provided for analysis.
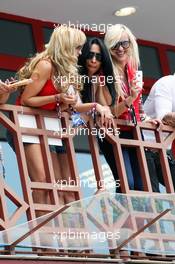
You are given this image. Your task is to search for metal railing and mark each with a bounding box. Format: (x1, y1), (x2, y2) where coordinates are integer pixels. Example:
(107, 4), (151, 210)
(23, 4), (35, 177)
(0, 104), (175, 261)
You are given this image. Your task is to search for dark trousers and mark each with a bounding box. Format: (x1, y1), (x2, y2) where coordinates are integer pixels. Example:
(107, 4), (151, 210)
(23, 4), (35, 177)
(98, 131), (143, 192)
(146, 149), (175, 192)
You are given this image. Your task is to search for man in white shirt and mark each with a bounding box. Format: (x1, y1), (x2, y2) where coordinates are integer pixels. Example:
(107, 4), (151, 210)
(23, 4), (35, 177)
(144, 75), (175, 119)
(144, 74), (175, 192)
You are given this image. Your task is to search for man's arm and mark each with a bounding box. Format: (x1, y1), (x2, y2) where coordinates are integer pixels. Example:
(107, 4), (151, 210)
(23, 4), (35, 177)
(162, 112), (175, 127)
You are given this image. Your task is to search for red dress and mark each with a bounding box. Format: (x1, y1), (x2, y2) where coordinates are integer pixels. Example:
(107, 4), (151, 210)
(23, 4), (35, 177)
(16, 79), (60, 110)
(15, 78), (64, 152)
(118, 64), (141, 130)
(118, 86), (141, 122)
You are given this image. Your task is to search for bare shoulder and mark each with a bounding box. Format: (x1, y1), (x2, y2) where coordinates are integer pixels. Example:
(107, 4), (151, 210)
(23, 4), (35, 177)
(33, 59), (52, 79)
(36, 59), (52, 72)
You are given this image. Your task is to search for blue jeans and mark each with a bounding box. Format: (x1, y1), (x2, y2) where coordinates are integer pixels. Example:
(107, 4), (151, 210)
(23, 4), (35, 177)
(120, 130), (142, 190)
(122, 147), (142, 190)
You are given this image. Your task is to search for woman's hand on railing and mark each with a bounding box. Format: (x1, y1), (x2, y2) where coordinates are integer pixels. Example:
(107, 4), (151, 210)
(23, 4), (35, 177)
(145, 117), (163, 131)
(57, 93), (78, 106)
(96, 104), (114, 128)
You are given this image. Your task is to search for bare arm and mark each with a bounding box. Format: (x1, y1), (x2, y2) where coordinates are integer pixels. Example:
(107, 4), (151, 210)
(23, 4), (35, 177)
(75, 101), (107, 115)
(112, 96), (134, 117)
(112, 80), (142, 117)
(76, 102), (113, 126)
(96, 83), (112, 106)
(20, 60), (77, 107)
(20, 60), (56, 107)
(162, 112), (175, 127)
(0, 93), (10, 104)
(94, 80), (137, 117)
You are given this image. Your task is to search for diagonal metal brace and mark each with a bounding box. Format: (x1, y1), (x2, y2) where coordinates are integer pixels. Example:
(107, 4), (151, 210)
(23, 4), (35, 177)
(115, 208), (171, 252)
(9, 204), (69, 250)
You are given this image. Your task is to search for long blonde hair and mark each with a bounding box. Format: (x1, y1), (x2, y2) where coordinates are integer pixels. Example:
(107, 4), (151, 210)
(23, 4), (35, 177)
(104, 24), (140, 97)
(18, 25), (86, 91)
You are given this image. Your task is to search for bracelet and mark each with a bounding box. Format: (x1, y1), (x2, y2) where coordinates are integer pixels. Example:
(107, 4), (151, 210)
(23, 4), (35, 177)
(55, 94), (61, 118)
(86, 102), (97, 116)
(92, 102), (97, 112)
(55, 94), (60, 103)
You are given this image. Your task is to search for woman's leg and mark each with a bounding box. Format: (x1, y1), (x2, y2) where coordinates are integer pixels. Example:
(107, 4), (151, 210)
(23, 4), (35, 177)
(58, 153), (75, 204)
(51, 152), (65, 205)
(24, 143), (50, 206)
(51, 149), (75, 205)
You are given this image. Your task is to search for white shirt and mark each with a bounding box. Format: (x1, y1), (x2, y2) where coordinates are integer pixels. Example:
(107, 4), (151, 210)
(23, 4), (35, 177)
(143, 75), (175, 144)
(144, 75), (175, 119)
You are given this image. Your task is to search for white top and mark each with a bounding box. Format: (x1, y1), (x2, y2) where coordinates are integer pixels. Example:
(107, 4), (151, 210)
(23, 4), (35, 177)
(144, 75), (175, 119)
(143, 75), (175, 145)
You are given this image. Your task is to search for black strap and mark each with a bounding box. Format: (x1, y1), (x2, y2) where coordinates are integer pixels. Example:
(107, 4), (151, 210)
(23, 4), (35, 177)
(129, 104), (137, 126)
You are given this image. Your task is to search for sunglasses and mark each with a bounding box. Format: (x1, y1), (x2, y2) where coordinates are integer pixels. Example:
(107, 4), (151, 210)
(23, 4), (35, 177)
(87, 51), (102, 62)
(112, 40), (130, 50)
